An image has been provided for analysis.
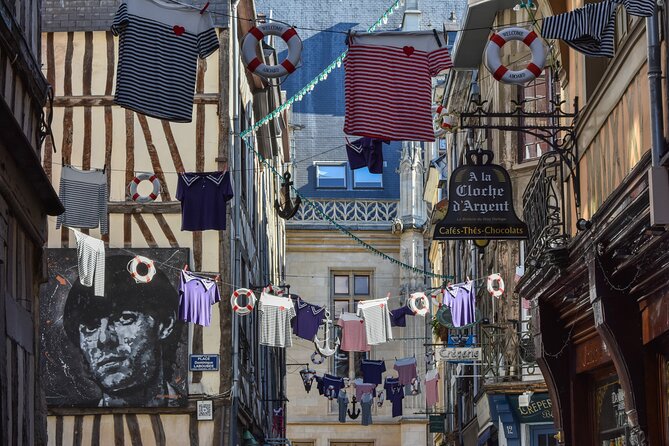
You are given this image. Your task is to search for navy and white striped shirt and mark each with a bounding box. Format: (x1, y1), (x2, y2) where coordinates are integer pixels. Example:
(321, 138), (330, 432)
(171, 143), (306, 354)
(542, 0), (617, 58)
(614, 0), (655, 17)
(112, 0), (219, 122)
(56, 165), (109, 234)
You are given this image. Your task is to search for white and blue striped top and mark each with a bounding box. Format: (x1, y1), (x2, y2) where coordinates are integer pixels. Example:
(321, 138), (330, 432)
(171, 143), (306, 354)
(56, 165), (109, 234)
(111, 0), (219, 123)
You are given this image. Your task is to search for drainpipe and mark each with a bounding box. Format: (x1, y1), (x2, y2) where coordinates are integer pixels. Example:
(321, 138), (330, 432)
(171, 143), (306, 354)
(647, 12), (669, 226)
(230, 1), (241, 445)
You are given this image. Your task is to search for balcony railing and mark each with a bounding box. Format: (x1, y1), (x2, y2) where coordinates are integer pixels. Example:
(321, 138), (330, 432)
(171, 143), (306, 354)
(479, 322), (538, 383)
(288, 199), (398, 225)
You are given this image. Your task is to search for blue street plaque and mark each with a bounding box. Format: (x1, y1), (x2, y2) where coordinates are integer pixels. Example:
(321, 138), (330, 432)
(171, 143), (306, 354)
(190, 354), (220, 372)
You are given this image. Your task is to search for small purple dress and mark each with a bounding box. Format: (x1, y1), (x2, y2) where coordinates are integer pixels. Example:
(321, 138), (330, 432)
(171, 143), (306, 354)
(178, 270), (221, 326)
(444, 282), (475, 328)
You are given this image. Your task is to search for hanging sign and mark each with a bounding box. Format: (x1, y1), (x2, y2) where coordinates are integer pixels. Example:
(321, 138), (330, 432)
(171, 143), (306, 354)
(433, 149), (528, 240)
(429, 415), (446, 433)
(508, 393), (554, 423)
(435, 346), (482, 362)
(190, 354), (220, 372)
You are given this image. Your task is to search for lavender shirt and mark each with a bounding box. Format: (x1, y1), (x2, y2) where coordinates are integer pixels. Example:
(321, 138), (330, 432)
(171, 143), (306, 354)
(291, 296), (326, 340)
(178, 271), (221, 326)
(393, 356), (417, 385)
(177, 171), (233, 231)
(444, 282), (476, 327)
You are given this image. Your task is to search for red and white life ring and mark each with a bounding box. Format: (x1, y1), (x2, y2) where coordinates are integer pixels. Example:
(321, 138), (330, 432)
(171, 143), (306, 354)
(439, 115), (457, 132)
(231, 288), (256, 316)
(128, 173), (160, 203)
(127, 255), (156, 283)
(487, 274), (505, 298)
(408, 292), (429, 316)
(432, 104), (446, 118)
(241, 23), (302, 78)
(484, 27), (546, 86)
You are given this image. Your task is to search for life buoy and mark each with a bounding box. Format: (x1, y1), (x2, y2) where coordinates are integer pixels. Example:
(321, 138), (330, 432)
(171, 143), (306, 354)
(311, 350), (325, 365)
(484, 27), (546, 85)
(487, 274), (505, 298)
(128, 173), (160, 203)
(407, 292), (429, 316)
(432, 104), (446, 117)
(230, 288), (256, 316)
(241, 23), (302, 78)
(439, 115), (457, 132)
(127, 255), (156, 283)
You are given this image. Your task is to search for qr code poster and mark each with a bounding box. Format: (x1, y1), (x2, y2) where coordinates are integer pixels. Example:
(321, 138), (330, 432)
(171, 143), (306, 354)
(197, 400), (214, 420)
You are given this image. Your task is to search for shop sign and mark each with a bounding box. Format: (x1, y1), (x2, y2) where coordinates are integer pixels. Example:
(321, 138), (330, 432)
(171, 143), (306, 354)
(508, 393), (553, 422)
(190, 354), (220, 371)
(435, 346), (482, 362)
(429, 415), (445, 433)
(433, 150), (528, 240)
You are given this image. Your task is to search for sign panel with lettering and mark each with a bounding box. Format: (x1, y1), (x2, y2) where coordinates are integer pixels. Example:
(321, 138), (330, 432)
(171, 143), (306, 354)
(435, 347), (482, 362)
(433, 150), (528, 240)
(429, 415), (445, 433)
(190, 354), (220, 372)
(508, 393), (554, 423)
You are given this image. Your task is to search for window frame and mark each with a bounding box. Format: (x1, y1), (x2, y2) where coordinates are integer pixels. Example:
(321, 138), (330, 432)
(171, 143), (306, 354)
(316, 162), (347, 189)
(352, 167), (383, 189)
(517, 73), (550, 163)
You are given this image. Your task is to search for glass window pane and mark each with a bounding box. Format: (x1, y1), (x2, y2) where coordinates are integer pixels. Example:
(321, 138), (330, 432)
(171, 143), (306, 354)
(353, 167), (382, 189)
(354, 352), (368, 379)
(334, 300), (350, 318)
(334, 350), (349, 378)
(334, 275), (349, 295)
(354, 275), (369, 295)
(317, 164), (346, 188)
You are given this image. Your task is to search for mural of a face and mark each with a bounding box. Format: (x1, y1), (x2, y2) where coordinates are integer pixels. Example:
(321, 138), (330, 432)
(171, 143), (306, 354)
(78, 310), (174, 394)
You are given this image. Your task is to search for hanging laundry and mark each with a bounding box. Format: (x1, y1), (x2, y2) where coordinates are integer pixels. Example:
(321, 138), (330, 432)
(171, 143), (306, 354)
(357, 297), (393, 345)
(345, 137), (390, 174)
(337, 389), (349, 423)
(384, 377), (405, 418)
(72, 230), (105, 297)
(176, 172), (233, 231)
(425, 368), (440, 407)
(353, 378), (377, 400)
(291, 296), (326, 341)
(360, 358), (386, 385)
(613, 0), (655, 16)
(111, 0), (219, 122)
(542, 0), (617, 58)
(360, 392), (374, 426)
(344, 30), (452, 142)
(393, 356), (418, 386)
(178, 270), (221, 326)
(259, 292), (296, 348)
(319, 373), (345, 398)
(443, 281), (476, 328)
(404, 377), (421, 396)
(389, 305), (415, 327)
(337, 312), (371, 352)
(56, 165), (108, 234)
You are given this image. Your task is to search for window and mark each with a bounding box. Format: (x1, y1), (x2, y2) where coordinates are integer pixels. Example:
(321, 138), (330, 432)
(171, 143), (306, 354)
(353, 167), (383, 189)
(518, 74), (550, 163)
(331, 271), (372, 379)
(316, 164), (346, 188)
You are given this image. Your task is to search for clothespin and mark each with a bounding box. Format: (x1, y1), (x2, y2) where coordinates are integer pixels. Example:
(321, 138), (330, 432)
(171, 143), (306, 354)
(184, 264), (189, 271)
(346, 29), (352, 46)
(432, 29), (442, 48)
(102, 164), (107, 173)
(386, 292), (391, 298)
(200, 1), (210, 14)
(62, 157), (66, 166)
(214, 274), (220, 283)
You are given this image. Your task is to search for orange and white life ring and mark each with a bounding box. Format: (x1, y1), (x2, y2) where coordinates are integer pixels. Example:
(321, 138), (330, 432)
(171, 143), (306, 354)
(230, 288), (256, 316)
(128, 173), (160, 203)
(484, 27), (546, 86)
(408, 292), (430, 316)
(127, 255), (156, 283)
(487, 274), (505, 298)
(241, 23), (302, 78)
(439, 115), (457, 132)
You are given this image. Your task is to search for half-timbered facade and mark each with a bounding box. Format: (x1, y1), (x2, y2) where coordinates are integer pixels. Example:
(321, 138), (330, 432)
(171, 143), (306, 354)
(39, 0), (289, 444)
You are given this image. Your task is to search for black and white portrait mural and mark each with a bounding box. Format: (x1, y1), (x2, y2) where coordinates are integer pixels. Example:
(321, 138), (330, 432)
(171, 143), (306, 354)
(40, 248), (189, 407)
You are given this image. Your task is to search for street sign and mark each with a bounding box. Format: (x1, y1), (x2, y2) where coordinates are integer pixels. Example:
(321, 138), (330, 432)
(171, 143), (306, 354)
(429, 415), (445, 433)
(435, 346), (482, 362)
(190, 354), (220, 371)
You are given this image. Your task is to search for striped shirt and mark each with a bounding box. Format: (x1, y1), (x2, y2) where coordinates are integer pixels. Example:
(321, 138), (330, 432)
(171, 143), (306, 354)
(344, 30), (452, 142)
(613, 0), (655, 16)
(56, 165), (108, 234)
(259, 292), (296, 348)
(542, 0), (617, 58)
(357, 297), (393, 345)
(112, 0), (219, 123)
(73, 230), (105, 297)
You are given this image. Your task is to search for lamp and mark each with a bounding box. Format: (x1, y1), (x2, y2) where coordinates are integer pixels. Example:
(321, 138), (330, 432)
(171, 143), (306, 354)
(576, 218), (592, 231)
(448, 11), (457, 22)
(518, 390), (534, 408)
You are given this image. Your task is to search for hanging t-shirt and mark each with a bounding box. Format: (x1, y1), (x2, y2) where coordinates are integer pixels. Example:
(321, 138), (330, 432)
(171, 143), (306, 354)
(337, 312), (371, 352)
(345, 137), (389, 174)
(111, 0), (219, 122)
(259, 292), (296, 348)
(360, 359), (386, 385)
(353, 378), (377, 400)
(425, 369), (440, 407)
(384, 377), (404, 418)
(344, 30), (452, 142)
(56, 165), (108, 234)
(176, 172), (234, 231)
(443, 282), (476, 328)
(393, 356), (418, 386)
(178, 270), (221, 326)
(390, 306), (415, 327)
(320, 373), (345, 398)
(357, 298), (393, 345)
(291, 296), (326, 341)
(72, 230), (105, 297)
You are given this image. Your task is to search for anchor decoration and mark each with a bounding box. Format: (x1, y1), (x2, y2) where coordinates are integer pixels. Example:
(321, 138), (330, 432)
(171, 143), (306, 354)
(347, 396), (361, 419)
(274, 171), (302, 220)
(313, 310), (340, 357)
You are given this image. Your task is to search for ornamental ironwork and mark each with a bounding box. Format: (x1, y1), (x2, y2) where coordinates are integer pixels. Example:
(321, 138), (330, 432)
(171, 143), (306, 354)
(479, 321), (538, 383)
(290, 199), (398, 224)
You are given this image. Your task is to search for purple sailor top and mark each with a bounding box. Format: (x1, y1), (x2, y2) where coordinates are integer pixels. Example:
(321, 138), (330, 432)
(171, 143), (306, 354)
(178, 270), (221, 326)
(444, 281), (475, 328)
(176, 171), (233, 231)
(345, 137), (390, 174)
(291, 296), (326, 341)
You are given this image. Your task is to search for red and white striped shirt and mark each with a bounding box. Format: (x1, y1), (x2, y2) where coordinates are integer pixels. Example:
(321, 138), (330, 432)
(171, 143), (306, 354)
(344, 31), (452, 142)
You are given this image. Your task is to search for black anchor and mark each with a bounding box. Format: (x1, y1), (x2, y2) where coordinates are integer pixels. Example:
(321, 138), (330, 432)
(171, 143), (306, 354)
(274, 172), (302, 219)
(347, 396), (361, 419)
